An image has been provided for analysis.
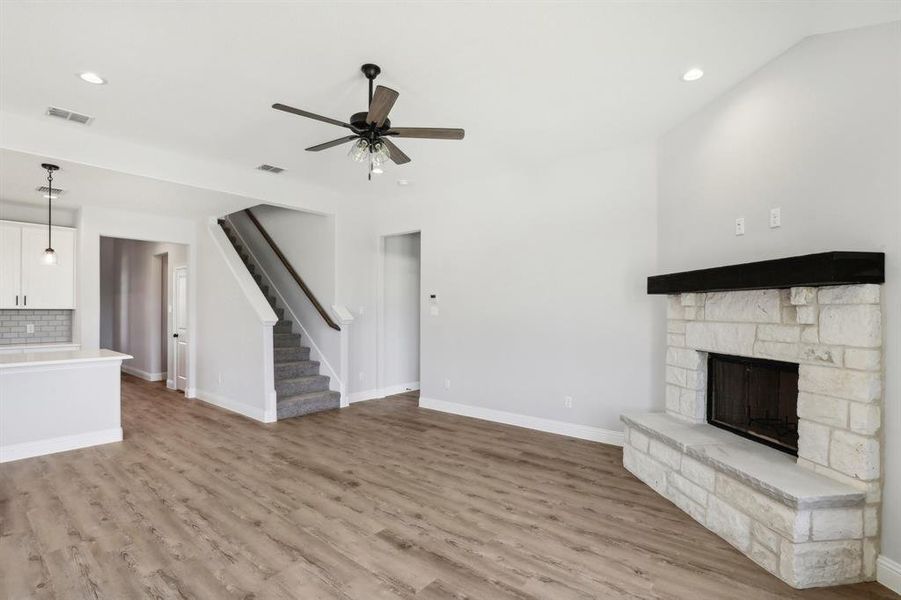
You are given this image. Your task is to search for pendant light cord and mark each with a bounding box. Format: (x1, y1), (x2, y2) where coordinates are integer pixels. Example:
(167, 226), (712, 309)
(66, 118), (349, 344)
(46, 168), (53, 250)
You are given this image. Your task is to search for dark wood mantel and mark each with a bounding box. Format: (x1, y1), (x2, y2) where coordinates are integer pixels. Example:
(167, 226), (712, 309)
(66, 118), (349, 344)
(647, 251), (884, 295)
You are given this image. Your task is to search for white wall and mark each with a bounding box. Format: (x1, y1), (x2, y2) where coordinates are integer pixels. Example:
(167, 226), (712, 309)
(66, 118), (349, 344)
(99, 237), (187, 379)
(193, 220), (278, 421)
(381, 232), (421, 390)
(376, 142), (660, 437)
(250, 205), (336, 306)
(657, 21), (901, 570)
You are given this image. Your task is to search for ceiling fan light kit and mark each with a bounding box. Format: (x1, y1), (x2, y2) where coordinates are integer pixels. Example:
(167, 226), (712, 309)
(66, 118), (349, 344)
(273, 63), (464, 180)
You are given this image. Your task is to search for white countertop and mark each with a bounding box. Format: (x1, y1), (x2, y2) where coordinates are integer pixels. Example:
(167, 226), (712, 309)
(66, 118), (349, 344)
(0, 349), (133, 369)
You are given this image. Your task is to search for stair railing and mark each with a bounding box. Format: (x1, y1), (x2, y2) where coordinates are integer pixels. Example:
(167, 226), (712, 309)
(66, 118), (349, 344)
(243, 208), (341, 331)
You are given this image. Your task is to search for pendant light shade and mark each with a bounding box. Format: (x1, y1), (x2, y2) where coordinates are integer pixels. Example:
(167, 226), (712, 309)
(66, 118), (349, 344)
(41, 163), (59, 266)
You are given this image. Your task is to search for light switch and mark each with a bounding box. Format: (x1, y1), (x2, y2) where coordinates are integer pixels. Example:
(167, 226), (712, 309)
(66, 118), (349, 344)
(770, 208), (782, 228)
(735, 217), (745, 236)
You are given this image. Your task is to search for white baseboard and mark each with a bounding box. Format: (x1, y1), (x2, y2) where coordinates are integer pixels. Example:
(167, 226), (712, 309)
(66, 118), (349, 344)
(348, 382), (420, 404)
(193, 389), (276, 423)
(1, 427), (123, 463)
(166, 379), (176, 390)
(878, 555), (901, 595)
(419, 397), (624, 446)
(121, 365), (166, 382)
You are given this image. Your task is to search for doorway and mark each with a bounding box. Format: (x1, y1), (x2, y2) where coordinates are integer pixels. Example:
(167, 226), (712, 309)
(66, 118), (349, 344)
(99, 237), (188, 389)
(378, 232), (421, 397)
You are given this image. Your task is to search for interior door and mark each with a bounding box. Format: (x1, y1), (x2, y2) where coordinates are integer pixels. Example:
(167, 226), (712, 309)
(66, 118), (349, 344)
(0, 224), (22, 308)
(173, 266), (189, 391)
(20, 225), (76, 309)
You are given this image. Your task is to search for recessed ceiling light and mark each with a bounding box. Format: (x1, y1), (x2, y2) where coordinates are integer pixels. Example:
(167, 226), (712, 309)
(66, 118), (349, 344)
(396, 179), (410, 186)
(682, 68), (704, 82)
(78, 72), (106, 85)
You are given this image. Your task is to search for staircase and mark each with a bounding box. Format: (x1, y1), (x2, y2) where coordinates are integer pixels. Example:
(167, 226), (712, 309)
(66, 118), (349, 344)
(219, 219), (340, 418)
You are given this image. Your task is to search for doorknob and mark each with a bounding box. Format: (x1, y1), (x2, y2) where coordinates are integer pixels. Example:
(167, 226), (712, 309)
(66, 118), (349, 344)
(173, 333), (179, 338)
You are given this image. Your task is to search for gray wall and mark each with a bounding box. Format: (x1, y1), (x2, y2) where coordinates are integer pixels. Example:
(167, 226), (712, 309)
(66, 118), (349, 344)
(658, 22), (900, 566)
(0, 309), (72, 345)
(100, 237), (187, 377)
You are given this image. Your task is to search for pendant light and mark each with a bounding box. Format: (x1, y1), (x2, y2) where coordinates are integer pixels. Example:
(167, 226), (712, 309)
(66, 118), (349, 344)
(41, 163), (59, 265)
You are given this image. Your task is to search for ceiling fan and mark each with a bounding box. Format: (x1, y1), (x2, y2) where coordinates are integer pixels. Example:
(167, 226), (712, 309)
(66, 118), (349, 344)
(273, 63), (464, 179)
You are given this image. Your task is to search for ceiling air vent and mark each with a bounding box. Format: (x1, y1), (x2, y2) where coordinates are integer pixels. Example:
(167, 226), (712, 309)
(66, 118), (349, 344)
(46, 106), (94, 125)
(36, 186), (66, 196)
(256, 164), (284, 173)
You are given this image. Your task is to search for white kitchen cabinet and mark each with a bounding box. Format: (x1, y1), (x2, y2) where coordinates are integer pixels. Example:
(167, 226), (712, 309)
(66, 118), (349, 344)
(0, 223), (22, 308)
(0, 220), (76, 309)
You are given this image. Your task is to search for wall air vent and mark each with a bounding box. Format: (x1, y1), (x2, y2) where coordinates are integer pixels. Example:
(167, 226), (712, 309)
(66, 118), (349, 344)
(46, 106), (94, 125)
(256, 164), (284, 173)
(35, 186), (66, 196)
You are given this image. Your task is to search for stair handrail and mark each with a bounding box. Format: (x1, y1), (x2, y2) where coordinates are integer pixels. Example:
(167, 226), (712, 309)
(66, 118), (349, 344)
(243, 208), (341, 332)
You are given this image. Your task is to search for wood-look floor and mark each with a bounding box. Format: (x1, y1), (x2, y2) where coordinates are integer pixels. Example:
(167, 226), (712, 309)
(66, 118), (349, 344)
(1, 377), (896, 600)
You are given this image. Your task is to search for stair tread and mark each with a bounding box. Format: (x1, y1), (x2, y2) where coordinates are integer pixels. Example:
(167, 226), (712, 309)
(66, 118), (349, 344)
(277, 389), (340, 404)
(277, 374), (327, 384)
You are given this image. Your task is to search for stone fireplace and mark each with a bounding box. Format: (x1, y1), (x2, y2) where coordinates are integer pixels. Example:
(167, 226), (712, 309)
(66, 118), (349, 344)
(622, 253), (884, 589)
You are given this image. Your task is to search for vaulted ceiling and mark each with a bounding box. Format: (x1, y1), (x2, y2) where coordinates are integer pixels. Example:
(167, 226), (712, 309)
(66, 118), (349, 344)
(1, 1), (898, 212)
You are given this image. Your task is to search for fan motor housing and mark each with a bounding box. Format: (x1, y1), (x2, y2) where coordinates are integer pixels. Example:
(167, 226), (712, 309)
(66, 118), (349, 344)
(350, 111), (391, 132)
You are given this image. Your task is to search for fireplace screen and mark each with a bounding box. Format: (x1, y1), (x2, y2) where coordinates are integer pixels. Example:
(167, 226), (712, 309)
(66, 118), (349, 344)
(706, 353), (799, 455)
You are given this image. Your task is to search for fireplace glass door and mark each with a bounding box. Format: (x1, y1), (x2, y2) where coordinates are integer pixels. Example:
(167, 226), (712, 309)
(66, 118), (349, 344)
(706, 353), (799, 455)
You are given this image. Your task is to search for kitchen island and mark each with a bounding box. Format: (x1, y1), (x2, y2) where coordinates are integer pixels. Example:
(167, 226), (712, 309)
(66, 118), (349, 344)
(0, 349), (132, 462)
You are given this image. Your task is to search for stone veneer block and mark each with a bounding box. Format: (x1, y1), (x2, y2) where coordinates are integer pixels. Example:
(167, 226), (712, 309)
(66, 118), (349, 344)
(818, 284), (880, 305)
(829, 431), (880, 481)
(758, 324), (801, 342)
(705, 290), (782, 323)
(819, 305), (881, 348)
(798, 365), (881, 403)
(797, 305), (818, 325)
(844, 349), (881, 372)
(707, 496), (752, 551)
(811, 509), (864, 541)
(790, 287), (817, 305)
(849, 404), (881, 436)
(666, 347), (702, 370)
(685, 322), (756, 356)
(780, 540), (863, 588)
(798, 420), (831, 466)
(797, 393), (848, 428)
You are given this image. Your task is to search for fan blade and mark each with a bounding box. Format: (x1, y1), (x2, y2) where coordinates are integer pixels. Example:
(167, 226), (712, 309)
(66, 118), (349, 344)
(366, 86), (399, 127)
(305, 136), (359, 152)
(388, 127), (465, 140)
(272, 103), (355, 130)
(382, 138), (411, 164)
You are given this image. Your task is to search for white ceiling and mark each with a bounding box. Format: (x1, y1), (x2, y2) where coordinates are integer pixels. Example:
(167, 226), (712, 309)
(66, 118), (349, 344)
(1, 1), (899, 197)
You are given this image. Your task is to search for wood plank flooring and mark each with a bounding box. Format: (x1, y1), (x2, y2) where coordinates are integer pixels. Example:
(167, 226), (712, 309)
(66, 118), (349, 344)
(1, 376), (896, 599)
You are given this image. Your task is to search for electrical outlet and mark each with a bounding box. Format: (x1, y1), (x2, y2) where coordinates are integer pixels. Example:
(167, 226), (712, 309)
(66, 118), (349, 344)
(564, 396), (573, 409)
(735, 217), (745, 236)
(770, 207), (782, 228)
(26, 323), (34, 334)
(444, 378), (451, 390)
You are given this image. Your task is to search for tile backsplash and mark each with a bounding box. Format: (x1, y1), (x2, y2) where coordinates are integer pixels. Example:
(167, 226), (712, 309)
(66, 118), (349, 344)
(0, 309), (73, 345)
